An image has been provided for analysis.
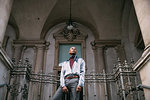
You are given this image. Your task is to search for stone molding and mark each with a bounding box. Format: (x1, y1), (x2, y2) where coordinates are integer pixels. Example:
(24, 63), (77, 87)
(0, 46), (13, 70)
(91, 40), (121, 49)
(133, 44), (150, 71)
(90, 40), (121, 52)
(13, 40), (50, 47)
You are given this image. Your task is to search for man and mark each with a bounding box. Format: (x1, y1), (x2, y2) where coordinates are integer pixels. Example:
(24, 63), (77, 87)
(53, 47), (85, 100)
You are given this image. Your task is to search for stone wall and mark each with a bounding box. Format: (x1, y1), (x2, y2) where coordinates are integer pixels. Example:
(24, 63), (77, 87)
(0, 48), (13, 100)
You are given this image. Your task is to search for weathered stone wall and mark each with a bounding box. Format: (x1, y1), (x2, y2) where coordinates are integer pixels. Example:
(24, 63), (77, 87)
(0, 48), (13, 100)
(0, 60), (8, 100)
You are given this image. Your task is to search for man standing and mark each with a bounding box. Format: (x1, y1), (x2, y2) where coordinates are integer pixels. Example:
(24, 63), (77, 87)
(53, 47), (85, 100)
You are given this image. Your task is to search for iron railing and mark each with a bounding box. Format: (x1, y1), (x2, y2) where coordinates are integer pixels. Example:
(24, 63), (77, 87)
(3, 57), (145, 100)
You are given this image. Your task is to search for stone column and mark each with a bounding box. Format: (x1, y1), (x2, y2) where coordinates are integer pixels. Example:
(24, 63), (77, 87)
(133, 0), (150, 47)
(132, 1), (150, 100)
(0, 0), (14, 45)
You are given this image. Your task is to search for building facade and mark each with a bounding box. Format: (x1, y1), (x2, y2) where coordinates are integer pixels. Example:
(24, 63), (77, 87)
(0, 0), (150, 100)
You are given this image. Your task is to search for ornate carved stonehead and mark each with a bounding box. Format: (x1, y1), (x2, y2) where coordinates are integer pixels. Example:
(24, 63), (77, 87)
(61, 24), (80, 41)
(53, 23), (88, 42)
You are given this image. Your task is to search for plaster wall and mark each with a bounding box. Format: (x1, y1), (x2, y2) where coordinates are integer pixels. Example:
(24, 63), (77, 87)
(121, 0), (143, 62)
(11, 0), (124, 40)
(11, 0), (58, 40)
(128, 6), (143, 61)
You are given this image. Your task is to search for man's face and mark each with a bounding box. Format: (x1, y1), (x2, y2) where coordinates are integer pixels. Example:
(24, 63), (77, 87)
(69, 47), (77, 55)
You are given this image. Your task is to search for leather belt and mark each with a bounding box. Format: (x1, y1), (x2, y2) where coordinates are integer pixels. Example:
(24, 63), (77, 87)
(65, 75), (79, 79)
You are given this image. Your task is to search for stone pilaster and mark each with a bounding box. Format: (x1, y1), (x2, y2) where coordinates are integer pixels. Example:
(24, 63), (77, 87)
(91, 41), (106, 100)
(0, 0), (14, 45)
(34, 45), (44, 73)
(132, 1), (150, 99)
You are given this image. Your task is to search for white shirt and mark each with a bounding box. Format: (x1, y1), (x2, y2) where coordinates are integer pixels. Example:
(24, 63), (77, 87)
(59, 56), (85, 87)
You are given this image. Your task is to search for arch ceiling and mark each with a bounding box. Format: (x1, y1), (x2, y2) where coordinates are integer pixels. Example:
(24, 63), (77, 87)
(11, 0), (124, 40)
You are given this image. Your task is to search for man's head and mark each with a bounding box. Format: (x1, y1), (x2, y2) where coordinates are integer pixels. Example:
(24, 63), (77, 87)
(69, 47), (77, 55)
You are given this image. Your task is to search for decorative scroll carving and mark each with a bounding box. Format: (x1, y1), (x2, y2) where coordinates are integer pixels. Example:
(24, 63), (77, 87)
(61, 24), (80, 41)
(53, 24), (87, 41)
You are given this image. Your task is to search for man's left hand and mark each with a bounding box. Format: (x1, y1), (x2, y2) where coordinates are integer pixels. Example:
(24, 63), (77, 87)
(76, 86), (82, 92)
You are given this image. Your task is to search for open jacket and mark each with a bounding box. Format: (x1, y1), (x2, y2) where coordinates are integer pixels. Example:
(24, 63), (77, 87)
(59, 56), (85, 87)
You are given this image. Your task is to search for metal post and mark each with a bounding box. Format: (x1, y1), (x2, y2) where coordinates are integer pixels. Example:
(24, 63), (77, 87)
(135, 76), (141, 100)
(103, 70), (108, 100)
(118, 59), (126, 100)
(125, 60), (134, 100)
(137, 84), (150, 89)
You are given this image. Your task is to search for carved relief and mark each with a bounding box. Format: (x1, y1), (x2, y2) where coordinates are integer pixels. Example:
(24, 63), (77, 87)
(61, 25), (80, 41)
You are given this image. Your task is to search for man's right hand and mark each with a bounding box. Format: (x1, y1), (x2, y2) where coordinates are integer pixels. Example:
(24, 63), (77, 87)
(62, 86), (68, 93)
